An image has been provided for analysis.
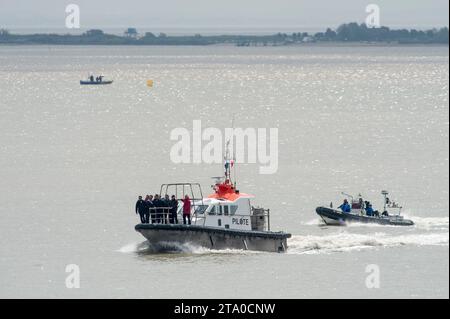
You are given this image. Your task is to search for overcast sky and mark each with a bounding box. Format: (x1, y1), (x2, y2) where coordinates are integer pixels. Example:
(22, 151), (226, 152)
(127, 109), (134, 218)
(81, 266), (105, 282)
(0, 0), (448, 32)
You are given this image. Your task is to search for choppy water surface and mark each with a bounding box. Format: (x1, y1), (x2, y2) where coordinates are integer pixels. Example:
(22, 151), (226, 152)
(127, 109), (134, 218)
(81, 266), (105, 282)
(0, 45), (448, 298)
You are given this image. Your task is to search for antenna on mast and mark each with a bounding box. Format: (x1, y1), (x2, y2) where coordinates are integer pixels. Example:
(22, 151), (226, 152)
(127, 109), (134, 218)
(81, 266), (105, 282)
(231, 115), (237, 189)
(223, 115), (236, 188)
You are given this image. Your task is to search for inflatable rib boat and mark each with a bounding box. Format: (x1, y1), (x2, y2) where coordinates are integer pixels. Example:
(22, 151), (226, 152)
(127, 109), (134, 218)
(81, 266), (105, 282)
(316, 191), (414, 226)
(316, 206), (414, 226)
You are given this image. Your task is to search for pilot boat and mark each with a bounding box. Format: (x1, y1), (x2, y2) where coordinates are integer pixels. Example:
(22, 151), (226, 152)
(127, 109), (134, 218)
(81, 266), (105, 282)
(315, 191), (414, 226)
(135, 155), (291, 253)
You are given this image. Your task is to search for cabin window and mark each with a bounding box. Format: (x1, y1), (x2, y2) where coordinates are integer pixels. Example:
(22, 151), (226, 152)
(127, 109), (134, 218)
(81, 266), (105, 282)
(218, 219), (222, 226)
(194, 205), (208, 215)
(224, 206), (229, 216)
(208, 206), (216, 215)
(218, 206), (223, 215)
(230, 205), (238, 215)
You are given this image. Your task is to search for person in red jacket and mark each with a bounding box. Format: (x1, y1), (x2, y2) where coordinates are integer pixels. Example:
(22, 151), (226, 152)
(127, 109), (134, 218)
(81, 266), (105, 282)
(182, 195), (192, 225)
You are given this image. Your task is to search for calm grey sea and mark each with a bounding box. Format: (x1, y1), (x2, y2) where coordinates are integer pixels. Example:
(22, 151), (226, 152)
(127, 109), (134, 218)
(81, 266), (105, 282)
(0, 45), (448, 298)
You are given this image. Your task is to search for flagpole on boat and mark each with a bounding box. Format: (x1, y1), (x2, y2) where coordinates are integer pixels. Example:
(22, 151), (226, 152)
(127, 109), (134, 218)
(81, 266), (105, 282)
(231, 115), (237, 189)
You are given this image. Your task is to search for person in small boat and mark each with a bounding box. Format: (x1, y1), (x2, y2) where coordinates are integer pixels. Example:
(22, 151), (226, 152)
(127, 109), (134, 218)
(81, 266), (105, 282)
(90, 75), (94, 82)
(135, 196), (146, 223)
(170, 195), (179, 224)
(182, 195), (192, 225)
(365, 203), (375, 216)
(358, 197), (364, 210)
(338, 199), (351, 213)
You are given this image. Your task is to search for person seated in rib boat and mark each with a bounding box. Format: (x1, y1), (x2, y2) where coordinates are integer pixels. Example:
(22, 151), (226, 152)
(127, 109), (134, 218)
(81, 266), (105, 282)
(366, 202), (382, 217)
(365, 202), (375, 216)
(338, 199), (351, 213)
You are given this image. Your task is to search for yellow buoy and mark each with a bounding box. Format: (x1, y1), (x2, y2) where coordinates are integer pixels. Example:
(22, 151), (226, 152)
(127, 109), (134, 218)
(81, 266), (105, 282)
(147, 80), (153, 87)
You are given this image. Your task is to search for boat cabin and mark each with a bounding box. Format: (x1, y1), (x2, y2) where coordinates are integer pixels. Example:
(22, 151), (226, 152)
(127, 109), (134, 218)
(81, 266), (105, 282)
(160, 180), (270, 232)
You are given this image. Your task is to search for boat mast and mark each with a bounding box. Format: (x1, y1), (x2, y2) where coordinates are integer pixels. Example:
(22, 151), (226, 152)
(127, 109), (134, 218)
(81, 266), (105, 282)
(233, 141), (237, 189)
(231, 116), (236, 189)
(381, 190), (389, 213)
(224, 139), (232, 184)
(224, 116), (237, 188)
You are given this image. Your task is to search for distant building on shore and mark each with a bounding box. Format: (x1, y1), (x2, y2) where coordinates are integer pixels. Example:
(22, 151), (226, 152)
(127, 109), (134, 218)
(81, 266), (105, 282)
(124, 28), (138, 38)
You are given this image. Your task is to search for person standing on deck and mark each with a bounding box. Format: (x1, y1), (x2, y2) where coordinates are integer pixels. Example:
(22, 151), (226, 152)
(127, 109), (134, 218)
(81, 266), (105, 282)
(182, 195), (192, 225)
(144, 195), (153, 224)
(153, 194), (163, 224)
(170, 195), (178, 224)
(147, 195), (157, 224)
(135, 196), (146, 223)
(163, 194), (171, 223)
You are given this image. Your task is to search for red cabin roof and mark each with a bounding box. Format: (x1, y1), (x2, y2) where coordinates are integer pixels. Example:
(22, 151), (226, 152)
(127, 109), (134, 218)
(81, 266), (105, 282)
(207, 180), (254, 202)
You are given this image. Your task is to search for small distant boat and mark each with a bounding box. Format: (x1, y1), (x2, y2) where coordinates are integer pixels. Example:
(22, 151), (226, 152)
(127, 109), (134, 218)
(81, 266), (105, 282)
(316, 191), (414, 226)
(80, 75), (113, 85)
(80, 80), (113, 85)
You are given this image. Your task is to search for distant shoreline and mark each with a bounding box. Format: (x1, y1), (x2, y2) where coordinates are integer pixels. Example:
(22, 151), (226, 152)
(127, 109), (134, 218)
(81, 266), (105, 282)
(1, 42), (448, 48)
(1, 22), (448, 46)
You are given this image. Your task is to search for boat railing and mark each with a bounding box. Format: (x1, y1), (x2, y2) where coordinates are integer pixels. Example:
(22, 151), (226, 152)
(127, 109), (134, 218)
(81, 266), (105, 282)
(159, 183), (205, 226)
(147, 207), (174, 224)
(146, 205), (205, 225)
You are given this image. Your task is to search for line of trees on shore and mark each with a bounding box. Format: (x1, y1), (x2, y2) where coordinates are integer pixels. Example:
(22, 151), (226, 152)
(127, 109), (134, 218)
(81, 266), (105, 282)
(0, 23), (448, 45)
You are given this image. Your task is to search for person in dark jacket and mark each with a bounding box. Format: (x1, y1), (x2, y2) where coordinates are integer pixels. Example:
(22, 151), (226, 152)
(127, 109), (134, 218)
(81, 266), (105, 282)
(135, 196), (146, 223)
(163, 194), (170, 203)
(365, 203), (374, 216)
(145, 195), (156, 224)
(162, 194), (171, 224)
(144, 195), (154, 224)
(338, 199), (351, 213)
(153, 194), (164, 224)
(170, 195), (178, 224)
